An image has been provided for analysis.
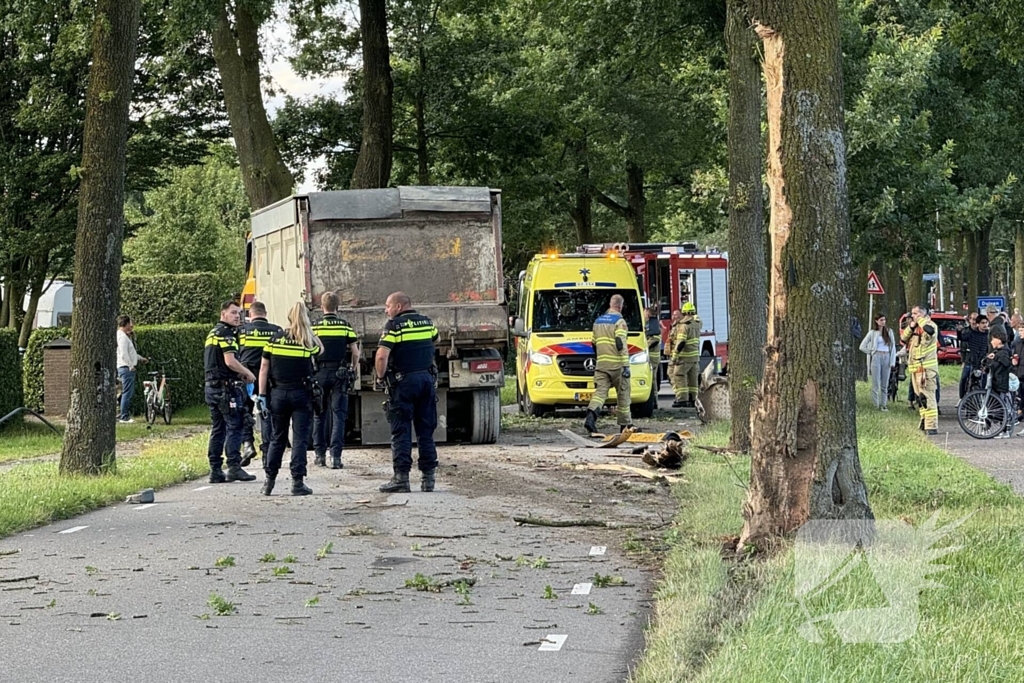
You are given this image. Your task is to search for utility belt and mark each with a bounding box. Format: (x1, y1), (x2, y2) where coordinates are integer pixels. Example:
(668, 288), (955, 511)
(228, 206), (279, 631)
(206, 378), (242, 388)
(269, 377), (314, 389)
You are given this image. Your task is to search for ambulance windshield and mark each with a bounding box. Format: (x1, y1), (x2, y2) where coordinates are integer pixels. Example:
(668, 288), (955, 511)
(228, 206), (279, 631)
(532, 289), (643, 332)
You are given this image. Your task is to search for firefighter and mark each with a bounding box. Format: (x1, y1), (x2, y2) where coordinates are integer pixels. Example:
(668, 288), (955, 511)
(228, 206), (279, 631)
(311, 291), (360, 469)
(901, 304), (939, 435)
(671, 301), (700, 408)
(257, 302), (323, 496)
(238, 301), (283, 465)
(666, 309), (683, 396)
(375, 292), (441, 493)
(583, 294), (633, 434)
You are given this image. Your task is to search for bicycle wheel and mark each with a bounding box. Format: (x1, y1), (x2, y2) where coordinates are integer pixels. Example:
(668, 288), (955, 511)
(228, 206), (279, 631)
(957, 389), (1008, 439)
(145, 398), (157, 425)
(163, 401), (173, 425)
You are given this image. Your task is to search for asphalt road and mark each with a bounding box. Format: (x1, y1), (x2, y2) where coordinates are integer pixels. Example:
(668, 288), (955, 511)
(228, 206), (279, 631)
(0, 408), (692, 683)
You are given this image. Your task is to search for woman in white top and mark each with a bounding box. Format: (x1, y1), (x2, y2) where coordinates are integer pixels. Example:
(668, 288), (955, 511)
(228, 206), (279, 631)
(859, 314), (897, 410)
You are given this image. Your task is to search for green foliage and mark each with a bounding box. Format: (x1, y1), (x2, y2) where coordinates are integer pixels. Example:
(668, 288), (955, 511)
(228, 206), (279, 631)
(0, 329), (23, 421)
(119, 273), (227, 326)
(207, 593), (237, 616)
(23, 324), (208, 414)
(124, 148), (249, 295)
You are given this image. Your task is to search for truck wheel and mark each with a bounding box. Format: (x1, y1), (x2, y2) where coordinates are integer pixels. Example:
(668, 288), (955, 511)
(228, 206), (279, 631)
(632, 386), (657, 419)
(471, 388), (501, 444)
(522, 387), (553, 417)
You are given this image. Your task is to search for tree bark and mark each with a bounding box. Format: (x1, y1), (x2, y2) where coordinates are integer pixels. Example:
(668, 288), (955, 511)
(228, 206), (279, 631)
(351, 0), (394, 189)
(1015, 224), (1024, 314)
(18, 254), (49, 348)
(978, 225), (991, 296)
(568, 138), (594, 244)
(59, 0), (140, 475)
(741, 0), (872, 548)
(210, 0), (293, 209)
(726, 0), (766, 453)
(415, 42), (430, 185)
(966, 230), (979, 310)
(905, 262), (924, 311)
(594, 161), (647, 242)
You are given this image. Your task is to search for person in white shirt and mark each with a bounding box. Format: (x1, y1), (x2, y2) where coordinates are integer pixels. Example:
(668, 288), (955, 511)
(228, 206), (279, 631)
(859, 313), (897, 411)
(116, 315), (147, 423)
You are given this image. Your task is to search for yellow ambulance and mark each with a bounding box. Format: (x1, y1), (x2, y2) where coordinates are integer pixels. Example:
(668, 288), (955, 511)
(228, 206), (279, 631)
(511, 251), (656, 417)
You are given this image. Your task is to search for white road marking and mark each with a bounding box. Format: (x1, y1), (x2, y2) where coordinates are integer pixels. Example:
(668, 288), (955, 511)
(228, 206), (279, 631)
(539, 634), (568, 652)
(589, 546), (606, 556)
(571, 583), (593, 595)
(192, 486), (212, 492)
(133, 504), (157, 511)
(58, 526), (88, 535)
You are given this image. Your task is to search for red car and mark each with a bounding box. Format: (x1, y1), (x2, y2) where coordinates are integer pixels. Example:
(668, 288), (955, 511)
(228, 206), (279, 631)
(897, 312), (963, 364)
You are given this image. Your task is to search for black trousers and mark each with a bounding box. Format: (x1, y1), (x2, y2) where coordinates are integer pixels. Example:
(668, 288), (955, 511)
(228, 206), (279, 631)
(264, 387), (313, 478)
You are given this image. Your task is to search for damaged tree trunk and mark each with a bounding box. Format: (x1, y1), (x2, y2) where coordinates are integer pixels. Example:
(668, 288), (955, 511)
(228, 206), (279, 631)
(741, 0), (872, 548)
(60, 0), (140, 475)
(350, 0), (394, 189)
(726, 0), (766, 453)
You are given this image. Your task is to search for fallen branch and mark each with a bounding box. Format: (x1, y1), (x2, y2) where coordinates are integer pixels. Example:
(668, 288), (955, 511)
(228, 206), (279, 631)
(696, 445), (745, 456)
(0, 549), (20, 557)
(581, 463), (683, 483)
(513, 516), (614, 528)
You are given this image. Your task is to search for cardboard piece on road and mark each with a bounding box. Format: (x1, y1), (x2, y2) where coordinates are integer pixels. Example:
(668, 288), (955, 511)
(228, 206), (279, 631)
(582, 463), (683, 484)
(866, 271), (885, 295)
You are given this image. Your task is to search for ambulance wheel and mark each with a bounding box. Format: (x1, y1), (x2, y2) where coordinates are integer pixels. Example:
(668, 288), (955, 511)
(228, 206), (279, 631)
(632, 386), (657, 419)
(522, 387), (553, 417)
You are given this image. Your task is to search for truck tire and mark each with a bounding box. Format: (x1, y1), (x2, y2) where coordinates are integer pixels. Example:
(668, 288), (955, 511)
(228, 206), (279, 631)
(471, 388), (501, 444)
(631, 386), (657, 419)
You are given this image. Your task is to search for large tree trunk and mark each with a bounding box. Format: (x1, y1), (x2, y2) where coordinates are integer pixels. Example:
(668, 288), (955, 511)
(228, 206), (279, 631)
(978, 225), (991, 296)
(570, 185), (594, 245)
(350, 0), (394, 189)
(966, 230), (979, 310)
(19, 254), (49, 349)
(741, 0), (872, 547)
(59, 0), (140, 475)
(625, 162), (646, 242)
(1015, 224), (1024, 314)
(415, 43), (430, 185)
(726, 0), (766, 453)
(905, 262), (924, 311)
(210, 0), (293, 209)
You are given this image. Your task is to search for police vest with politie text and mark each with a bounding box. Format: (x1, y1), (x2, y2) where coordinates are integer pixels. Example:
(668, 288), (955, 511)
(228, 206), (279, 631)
(313, 314), (359, 367)
(205, 321), (241, 383)
(379, 310), (439, 377)
(263, 333), (319, 387)
(239, 318), (284, 374)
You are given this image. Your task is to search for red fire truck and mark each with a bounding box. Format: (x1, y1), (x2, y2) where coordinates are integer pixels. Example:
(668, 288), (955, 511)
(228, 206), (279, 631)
(577, 243), (730, 370)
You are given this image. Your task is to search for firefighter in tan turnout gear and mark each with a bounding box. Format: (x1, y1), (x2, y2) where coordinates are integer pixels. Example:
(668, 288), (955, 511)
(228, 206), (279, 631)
(671, 301), (701, 408)
(583, 294), (634, 434)
(901, 304), (940, 435)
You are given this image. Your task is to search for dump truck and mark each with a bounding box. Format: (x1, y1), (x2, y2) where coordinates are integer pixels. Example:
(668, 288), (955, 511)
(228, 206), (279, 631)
(249, 186), (507, 445)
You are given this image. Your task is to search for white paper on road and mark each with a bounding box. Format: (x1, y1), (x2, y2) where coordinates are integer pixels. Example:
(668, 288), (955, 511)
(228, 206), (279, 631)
(539, 634), (568, 651)
(133, 503), (157, 511)
(571, 583), (593, 595)
(589, 546), (606, 556)
(192, 486), (212, 491)
(58, 526), (88, 534)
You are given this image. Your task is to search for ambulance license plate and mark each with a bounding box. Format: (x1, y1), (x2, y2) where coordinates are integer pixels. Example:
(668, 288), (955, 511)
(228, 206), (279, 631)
(574, 392), (592, 402)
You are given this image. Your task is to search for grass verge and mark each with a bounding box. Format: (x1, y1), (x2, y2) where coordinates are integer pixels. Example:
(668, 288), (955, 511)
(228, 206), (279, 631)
(0, 433), (209, 539)
(500, 376), (517, 406)
(632, 382), (1024, 683)
(0, 404), (209, 465)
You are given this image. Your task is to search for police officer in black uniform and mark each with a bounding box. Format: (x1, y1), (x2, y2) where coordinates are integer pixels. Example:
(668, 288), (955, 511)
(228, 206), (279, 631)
(257, 302), (322, 496)
(375, 291), (440, 493)
(238, 301), (283, 465)
(204, 301), (257, 484)
(311, 291), (360, 469)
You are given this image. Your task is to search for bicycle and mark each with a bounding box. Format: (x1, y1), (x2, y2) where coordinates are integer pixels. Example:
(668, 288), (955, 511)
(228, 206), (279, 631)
(144, 359), (180, 425)
(957, 363), (1011, 439)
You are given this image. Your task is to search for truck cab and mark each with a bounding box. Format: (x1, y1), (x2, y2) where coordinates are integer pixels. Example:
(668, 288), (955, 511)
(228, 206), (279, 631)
(511, 252), (656, 418)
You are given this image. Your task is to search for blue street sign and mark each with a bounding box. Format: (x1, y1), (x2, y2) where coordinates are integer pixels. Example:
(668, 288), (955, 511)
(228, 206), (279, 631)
(977, 296), (1006, 311)
(922, 273), (940, 281)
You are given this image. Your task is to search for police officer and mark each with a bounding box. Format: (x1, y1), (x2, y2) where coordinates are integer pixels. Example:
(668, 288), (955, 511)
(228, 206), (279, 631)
(238, 301), (283, 465)
(204, 300), (257, 484)
(671, 302), (701, 408)
(901, 303), (939, 435)
(583, 294), (633, 434)
(375, 292), (440, 493)
(257, 302), (322, 496)
(311, 291), (360, 469)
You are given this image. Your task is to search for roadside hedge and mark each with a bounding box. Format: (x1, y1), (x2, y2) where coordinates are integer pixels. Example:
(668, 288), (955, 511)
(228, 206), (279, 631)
(24, 323), (210, 415)
(120, 272), (226, 325)
(0, 329), (23, 421)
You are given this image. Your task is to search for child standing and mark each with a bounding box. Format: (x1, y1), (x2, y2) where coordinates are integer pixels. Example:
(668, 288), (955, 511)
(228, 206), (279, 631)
(987, 331), (1014, 438)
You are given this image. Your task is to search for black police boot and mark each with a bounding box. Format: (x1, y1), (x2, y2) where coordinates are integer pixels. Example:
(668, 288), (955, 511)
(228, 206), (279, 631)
(261, 474), (276, 496)
(209, 468), (226, 484)
(421, 470), (436, 492)
(314, 452), (327, 467)
(379, 472), (411, 493)
(240, 442), (256, 467)
(291, 477), (312, 496)
(330, 455), (343, 470)
(583, 409), (599, 434)
(226, 466), (256, 482)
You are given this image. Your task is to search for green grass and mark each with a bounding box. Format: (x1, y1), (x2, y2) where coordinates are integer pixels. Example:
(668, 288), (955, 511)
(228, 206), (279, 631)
(0, 404), (209, 464)
(632, 381), (1024, 683)
(0, 433), (209, 539)
(500, 376), (517, 406)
